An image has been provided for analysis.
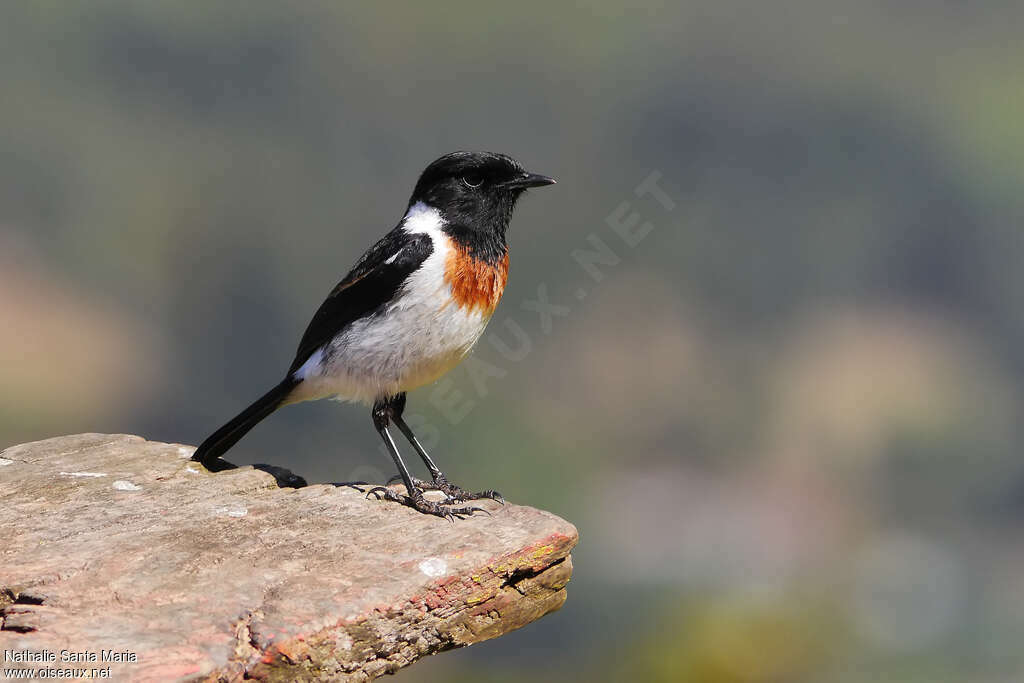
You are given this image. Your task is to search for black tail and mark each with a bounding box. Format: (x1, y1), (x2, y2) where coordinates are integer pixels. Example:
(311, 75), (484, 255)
(192, 377), (298, 468)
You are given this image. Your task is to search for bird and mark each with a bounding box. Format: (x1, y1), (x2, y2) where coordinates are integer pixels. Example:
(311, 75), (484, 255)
(191, 151), (556, 518)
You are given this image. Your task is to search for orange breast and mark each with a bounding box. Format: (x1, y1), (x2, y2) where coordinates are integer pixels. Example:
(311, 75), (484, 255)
(444, 241), (509, 315)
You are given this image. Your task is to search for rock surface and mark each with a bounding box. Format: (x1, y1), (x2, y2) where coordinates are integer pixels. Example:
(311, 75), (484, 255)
(0, 434), (577, 681)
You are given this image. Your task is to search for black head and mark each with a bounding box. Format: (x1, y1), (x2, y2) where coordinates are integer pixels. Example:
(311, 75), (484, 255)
(408, 151), (555, 244)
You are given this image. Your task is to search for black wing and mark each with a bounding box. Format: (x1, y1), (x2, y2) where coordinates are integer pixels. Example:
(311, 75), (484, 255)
(288, 227), (434, 374)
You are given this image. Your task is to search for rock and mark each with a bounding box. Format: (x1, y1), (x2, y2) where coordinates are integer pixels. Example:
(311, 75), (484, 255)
(0, 434), (577, 681)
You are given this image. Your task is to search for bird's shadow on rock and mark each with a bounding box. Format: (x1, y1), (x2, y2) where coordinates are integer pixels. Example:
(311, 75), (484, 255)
(255, 464), (308, 488)
(200, 459), (389, 493)
(328, 481), (372, 494)
(203, 458), (309, 489)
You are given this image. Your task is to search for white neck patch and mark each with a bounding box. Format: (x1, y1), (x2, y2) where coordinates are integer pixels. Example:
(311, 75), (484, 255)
(402, 201), (445, 237)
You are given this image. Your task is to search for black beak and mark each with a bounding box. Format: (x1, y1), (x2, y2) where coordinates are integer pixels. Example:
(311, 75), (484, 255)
(504, 172), (557, 190)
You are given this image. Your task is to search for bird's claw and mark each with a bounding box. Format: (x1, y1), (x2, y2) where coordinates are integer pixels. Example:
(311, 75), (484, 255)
(365, 485), (404, 503)
(368, 484), (489, 520)
(385, 473), (504, 505)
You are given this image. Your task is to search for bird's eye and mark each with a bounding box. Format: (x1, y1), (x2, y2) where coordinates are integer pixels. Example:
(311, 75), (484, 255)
(462, 174), (484, 188)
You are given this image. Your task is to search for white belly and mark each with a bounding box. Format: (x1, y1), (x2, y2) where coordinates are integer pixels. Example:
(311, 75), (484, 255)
(288, 242), (492, 405)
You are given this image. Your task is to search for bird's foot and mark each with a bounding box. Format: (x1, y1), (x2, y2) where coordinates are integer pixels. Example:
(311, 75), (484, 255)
(366, 485), (489, 521)
(385, 473), (504, 505)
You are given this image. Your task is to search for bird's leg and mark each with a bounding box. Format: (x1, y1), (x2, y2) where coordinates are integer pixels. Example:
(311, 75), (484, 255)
(365, 396), (486, 519)
(386, 393), (504, 504)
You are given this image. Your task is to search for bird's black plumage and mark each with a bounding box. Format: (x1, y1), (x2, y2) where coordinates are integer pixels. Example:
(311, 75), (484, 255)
(190, 377), (298, 466)
(288, 229), (433, 375)
(193, 230), (433, 467)
(409, 152), (530, 265)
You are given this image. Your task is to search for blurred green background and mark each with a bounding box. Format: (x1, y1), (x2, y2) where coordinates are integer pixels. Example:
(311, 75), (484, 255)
(3, 2), (1024, 681)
